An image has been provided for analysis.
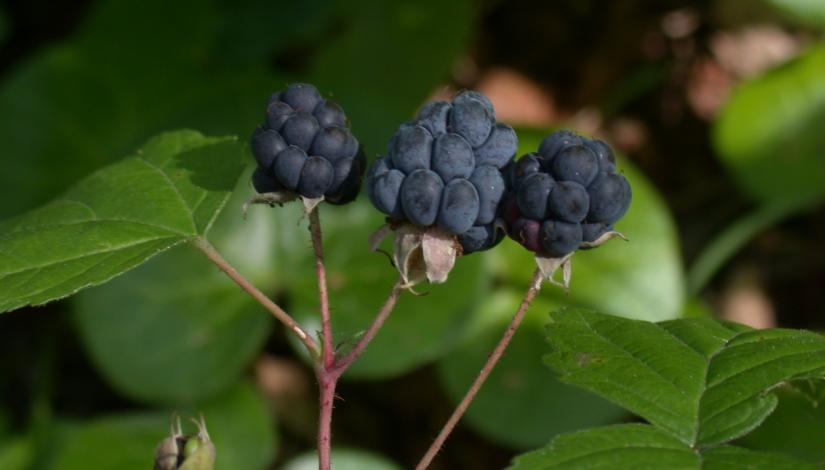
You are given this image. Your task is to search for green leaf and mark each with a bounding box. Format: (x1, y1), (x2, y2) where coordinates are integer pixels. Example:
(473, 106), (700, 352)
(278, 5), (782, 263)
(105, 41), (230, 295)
(0, 130), (245, 313)
(739, 382), (825, 464)
(283, 448), (402, 470)
(489, 129), (684, 322)
(713, 45), (825, 205)
(437, 292), (624, 449)
(545, 310), (825, 447)
(47, 383), (276, 470)
(0, 436), (33, 470)
(73, 244), (271, 405)
(701, 446), (818, 469)
(763, 0), (825, 28)
(509, 424), (699, 469)
(288, 200), (487, 378)
(508, 424), (817, 470)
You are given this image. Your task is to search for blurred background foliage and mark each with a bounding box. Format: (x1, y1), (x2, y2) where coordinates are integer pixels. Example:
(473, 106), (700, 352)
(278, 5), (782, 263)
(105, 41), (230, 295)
(0, 0), (823, 468)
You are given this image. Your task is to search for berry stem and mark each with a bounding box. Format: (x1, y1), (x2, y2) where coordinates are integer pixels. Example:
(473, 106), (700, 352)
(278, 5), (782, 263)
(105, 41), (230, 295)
(415, 268), (543, 470)
(308, 207), (335, 369)
(313, 279), (404, 470)
(193, 237), (319, 356)
(316, 366), (337, 470)
(331, 278), (404, 374)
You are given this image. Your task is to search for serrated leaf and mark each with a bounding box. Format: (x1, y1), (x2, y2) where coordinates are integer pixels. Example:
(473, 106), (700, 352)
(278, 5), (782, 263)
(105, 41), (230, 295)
(508, 424), (817, 470)
(490, 129), (684, 322)
(0, 130), (244, 313)
(47, 383), (276, 470)
(509, 424), (698, 469)
(713, 45), (825, 205)
(739, 382), (825, 464)
(437, 292), (624, 449)
(545, 310), (825, 447)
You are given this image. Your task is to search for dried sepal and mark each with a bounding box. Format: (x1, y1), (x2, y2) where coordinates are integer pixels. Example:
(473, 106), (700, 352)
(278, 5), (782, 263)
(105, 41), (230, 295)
(579, 230), (628, 250)
(535, 253), (574, 291)
(242, 191), (297, 218)
(371, 223), (461, 289)
(300, 195), (325, 215)
(154, 414), (184, 470)
(421, 227), (458, 284)
(393, 224), (427, 287)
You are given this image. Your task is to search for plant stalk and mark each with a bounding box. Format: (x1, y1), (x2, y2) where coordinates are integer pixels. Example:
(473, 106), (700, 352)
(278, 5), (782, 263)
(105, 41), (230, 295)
(415, 268), (543, 469)
(193, 237), (319, 356)
(309, 207), (335, 369)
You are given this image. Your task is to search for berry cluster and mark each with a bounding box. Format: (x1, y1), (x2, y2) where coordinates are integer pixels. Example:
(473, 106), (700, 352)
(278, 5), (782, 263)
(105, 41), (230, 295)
(250, 83), (366, 204)
(366, 91), (518, 254)
(503, 130), (631, 257)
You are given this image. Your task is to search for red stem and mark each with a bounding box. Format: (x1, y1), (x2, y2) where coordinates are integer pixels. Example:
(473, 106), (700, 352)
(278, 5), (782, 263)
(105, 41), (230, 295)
(309, 208), (334, 369)
(415, 269), (543, 470)
(316, 367), (337, 470)
(194, 237), (318, 356)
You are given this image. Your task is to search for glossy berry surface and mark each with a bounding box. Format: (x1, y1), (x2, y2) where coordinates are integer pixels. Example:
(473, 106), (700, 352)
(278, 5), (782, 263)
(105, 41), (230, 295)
(249, 83), (366, 204)
(366, 90), (518, 254)
(505, 130), (631, 257)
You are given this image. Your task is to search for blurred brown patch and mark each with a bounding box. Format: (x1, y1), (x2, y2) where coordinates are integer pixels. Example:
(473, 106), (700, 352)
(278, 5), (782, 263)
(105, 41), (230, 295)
(719, 268), (776, 329)
(477, 67), (556, 126)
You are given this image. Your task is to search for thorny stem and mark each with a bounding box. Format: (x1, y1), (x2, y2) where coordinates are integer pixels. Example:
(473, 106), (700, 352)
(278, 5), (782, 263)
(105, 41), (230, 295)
(416, 268), (544, 470)
(309, 207), (334, 369)
(193, 237), (319, 356)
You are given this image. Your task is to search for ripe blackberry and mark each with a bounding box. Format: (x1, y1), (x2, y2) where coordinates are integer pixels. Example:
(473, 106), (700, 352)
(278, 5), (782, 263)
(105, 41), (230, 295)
(249, 83), (365, 205)
(366, 90), (517, 254)
(505, 130), (631, 258)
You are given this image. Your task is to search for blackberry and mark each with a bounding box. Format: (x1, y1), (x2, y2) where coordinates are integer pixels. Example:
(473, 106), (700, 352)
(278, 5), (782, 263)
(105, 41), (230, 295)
(506, 130), (631, 257)
(366, 90), (518, 254)
(249, 83), (366, 205)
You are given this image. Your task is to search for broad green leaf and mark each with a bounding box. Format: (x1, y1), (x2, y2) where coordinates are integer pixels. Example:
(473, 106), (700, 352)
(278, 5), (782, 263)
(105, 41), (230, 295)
(701, 446), (818, 469)
(508, 424), (816, 469)
(509, 424), (698, 469)
(70, 166), (306, 406)
(0, 437), (32, 470)
(289, 200), (487, 378)
(713, 45), (825, 204)
(0, 130), (244, 313)
(74, 244), (270, 405)
(764, 0), (825, 28)
(283, 448), (402, 470)
(310, 0), (474, 154)
(739, 382), (825, 464)
(437, 292), (624, 449)
(545, 310), (825, 447)
(489, 129), (684, 321)
(47, 383), (276, 470)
